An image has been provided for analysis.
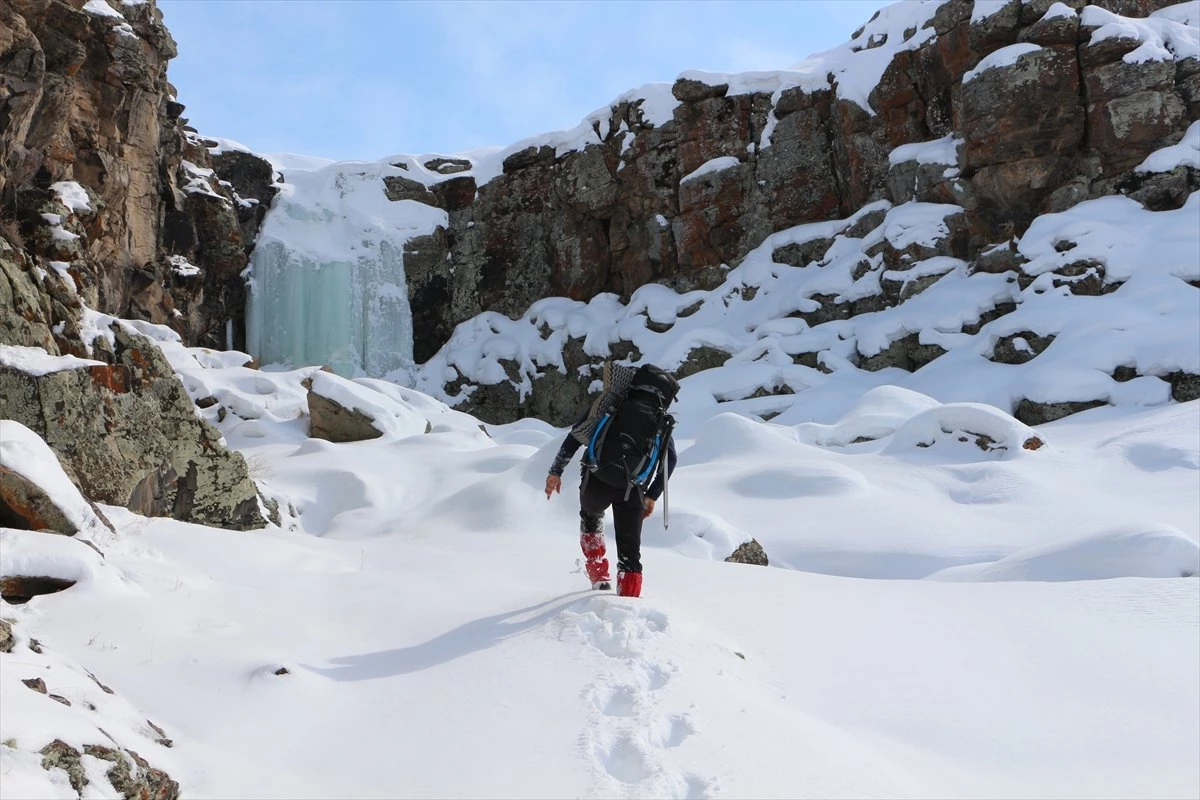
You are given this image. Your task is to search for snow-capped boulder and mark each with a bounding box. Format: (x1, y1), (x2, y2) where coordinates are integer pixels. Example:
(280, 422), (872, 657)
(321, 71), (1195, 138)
(883, 402), (1045, 457)
(304, 371), (430, 443)
(0, 328), (267, 531)
(961, 44), (1081, 165)
(0, 525), (128, 602)
(795, 385), (942, 447)
(886, 135), (965, 206)
(0, 420), (113, 537)
(1078, 6), (1190, 174)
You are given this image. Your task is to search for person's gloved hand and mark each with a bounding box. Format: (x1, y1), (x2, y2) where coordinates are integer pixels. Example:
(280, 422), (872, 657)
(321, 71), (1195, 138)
(642, 497), (655, 519)
(544, 474), (562, 499)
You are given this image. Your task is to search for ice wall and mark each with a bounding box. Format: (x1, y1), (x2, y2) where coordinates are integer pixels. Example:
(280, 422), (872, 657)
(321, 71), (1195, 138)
(246, 159), (447, 378)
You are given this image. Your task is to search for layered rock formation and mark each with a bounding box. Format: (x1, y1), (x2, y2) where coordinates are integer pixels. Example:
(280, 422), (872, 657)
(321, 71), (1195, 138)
(386, 0), (1197, 423)
(0, 0), (275, 347)
(0, 0), (274, 528)
(0, 319), (267, 528)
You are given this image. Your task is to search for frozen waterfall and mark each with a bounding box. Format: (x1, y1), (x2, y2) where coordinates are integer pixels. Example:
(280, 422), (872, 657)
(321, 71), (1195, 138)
(245, 159), (448, 378)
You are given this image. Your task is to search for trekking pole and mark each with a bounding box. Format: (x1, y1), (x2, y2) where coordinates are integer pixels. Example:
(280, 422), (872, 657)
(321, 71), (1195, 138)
(662, 418), (675, 529)
(662, 466), (669, 529)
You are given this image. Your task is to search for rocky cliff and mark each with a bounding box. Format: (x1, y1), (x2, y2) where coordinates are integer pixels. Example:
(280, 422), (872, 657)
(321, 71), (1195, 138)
(0, 0), (275, 528)
(0, 0), (275, 346)
(386, 0), (1197, 424)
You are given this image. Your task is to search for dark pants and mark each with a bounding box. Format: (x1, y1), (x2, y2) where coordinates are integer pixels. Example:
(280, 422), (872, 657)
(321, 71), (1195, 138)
(579, 477), (644, 574)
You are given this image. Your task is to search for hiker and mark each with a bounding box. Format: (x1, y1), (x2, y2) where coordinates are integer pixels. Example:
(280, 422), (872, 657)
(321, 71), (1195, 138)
(543, 364), (679, 598)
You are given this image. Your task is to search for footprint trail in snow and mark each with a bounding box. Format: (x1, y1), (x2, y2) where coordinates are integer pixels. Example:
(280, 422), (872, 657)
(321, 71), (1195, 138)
(555, 598), (717, 799)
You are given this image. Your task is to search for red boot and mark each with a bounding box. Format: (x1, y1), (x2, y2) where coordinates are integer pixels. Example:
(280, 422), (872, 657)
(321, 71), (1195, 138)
(580, 532), (611, 589)
(617, 571), (642, 598)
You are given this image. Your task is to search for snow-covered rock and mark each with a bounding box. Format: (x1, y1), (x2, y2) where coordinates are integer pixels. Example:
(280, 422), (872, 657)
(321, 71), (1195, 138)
(304, 371), (431, 443)
(883, 402), (1046, 459)
(0, 420), (113, 537)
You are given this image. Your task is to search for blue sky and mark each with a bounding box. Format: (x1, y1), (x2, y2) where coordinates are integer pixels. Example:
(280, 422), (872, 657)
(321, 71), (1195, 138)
(158, 0), (893, 163)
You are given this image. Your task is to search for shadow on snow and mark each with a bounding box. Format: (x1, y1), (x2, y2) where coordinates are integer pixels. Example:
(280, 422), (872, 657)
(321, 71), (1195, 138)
(301, 591), (589, 681)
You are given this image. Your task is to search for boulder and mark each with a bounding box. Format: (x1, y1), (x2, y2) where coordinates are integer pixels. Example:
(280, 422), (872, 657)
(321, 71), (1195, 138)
(1163, 370), (1200, 403)
(960, 45), (1084, 160)
(0, 422), (115, 536)
(887, 157), (963, 205)
(990, 331), (1057, 364)
(1080, 49), (1187, 173)
(306, 385), (384, 443)
(858, 333), (948, 373)
(0, 328), (265, 530)
(1013, 398), (1108, 425)
(675, 345), (734, 379)
(38, 739), (179, 800)
(304, 371), (430, 442)
(449, 374), (524, 427)
(1, 575), (77, 604)
(383, 175), (440, 206)
(726, 539), (769, 566)
(0, 466), (101, 536)
(424, 157), (473, 175)
(672, 77), (729, 102)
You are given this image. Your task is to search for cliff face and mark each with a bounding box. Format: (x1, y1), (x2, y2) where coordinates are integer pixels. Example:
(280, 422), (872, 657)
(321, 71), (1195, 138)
(0, 0), (274, 529)
(387, 0), (1196, 422)
(396, 2), (1194, 342)
(0, 0), (275, 350)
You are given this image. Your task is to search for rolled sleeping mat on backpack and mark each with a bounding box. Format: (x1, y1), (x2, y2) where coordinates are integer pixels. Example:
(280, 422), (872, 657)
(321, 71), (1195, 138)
(570, 361), (638, 445)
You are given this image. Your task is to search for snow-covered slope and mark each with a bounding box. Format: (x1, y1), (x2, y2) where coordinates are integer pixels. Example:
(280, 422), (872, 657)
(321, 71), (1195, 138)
(3, 324), (1197, 797)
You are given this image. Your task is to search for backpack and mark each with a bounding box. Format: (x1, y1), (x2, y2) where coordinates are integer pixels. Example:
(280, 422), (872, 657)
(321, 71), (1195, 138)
(582, 364), (679, 497)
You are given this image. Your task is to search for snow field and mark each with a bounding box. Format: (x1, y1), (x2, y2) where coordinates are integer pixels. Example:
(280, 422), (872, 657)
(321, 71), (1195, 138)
(4, 305), (1199, 798)
(7, 504), (1195, 798)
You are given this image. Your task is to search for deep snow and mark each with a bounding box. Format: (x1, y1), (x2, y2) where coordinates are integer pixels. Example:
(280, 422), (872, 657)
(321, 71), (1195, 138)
(2, 333), (1197, 797)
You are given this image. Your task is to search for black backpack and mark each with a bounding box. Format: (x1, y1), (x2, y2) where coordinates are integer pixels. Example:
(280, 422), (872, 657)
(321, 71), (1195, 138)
(584, 364), (679, 495)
